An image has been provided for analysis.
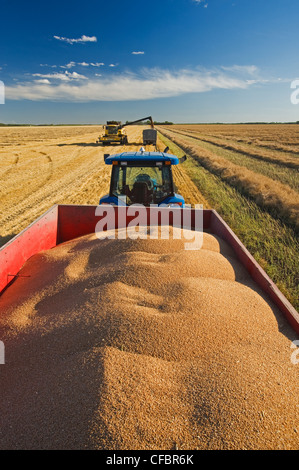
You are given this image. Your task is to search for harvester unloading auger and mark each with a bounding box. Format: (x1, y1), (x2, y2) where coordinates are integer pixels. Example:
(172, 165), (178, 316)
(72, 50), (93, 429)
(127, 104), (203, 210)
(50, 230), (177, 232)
(97, 116), (157, 147)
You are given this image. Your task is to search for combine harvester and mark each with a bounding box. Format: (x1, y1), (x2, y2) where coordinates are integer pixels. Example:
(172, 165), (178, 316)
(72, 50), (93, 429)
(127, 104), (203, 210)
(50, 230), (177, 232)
(0, 148), (298, 336)
(97, 116), (157, 147)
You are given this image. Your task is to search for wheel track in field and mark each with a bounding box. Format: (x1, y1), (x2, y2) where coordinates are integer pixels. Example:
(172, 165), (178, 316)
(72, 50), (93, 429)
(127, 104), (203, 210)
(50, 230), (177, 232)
(0, 151), (95, 234)
(0, 127), (143, 237)
(0, 152), (54, 206)
(0, 154), (19, 180)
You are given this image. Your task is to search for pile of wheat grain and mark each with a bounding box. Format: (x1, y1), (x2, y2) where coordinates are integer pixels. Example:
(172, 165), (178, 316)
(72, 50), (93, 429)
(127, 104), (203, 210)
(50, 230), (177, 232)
(0, 227), (298, 450)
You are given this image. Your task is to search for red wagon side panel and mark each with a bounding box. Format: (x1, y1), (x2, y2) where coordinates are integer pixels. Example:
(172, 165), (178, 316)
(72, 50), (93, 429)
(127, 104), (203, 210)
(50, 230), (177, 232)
(57, 204), (212, 243)
(0, 206), (59, 294)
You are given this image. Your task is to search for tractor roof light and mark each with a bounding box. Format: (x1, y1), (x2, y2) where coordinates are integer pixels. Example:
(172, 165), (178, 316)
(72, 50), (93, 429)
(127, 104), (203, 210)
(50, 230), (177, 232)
(167, 202), (183, 207)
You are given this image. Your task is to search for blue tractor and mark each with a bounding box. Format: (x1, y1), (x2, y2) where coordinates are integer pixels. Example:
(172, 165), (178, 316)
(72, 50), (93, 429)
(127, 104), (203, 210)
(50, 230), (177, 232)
(99, 147), (186, 207)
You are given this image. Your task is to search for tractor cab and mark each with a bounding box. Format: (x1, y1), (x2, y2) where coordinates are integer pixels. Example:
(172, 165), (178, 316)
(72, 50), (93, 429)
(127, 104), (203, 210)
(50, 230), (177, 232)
(99, 149), (186, 207)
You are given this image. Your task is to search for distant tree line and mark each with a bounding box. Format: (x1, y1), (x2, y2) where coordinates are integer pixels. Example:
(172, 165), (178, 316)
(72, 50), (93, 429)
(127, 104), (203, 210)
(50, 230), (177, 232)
(0, 123), (95, 127)
(153, 121), (173, 125)
(1, 121), (298, 127)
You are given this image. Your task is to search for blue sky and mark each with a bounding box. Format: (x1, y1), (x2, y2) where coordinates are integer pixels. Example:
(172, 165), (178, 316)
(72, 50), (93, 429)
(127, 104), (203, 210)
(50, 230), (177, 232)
(0, 0), (298, 123)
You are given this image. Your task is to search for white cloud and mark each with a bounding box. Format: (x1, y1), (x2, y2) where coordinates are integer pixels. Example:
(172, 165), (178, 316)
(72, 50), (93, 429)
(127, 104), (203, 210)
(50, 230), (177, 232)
(60, 61), (77, 69)
(53, 35), (97, 44)
(33, 72), (70, 82)
(32, 71), (88, 81)
(132, 51), (145, 55)
(34, 79), (51, 84)
(40, 64), (57, 68)
(109, 64), (117, 67)
(6, 66), (262, 102)
(69, 71), (88, 80)
(59, 61), (105, 68)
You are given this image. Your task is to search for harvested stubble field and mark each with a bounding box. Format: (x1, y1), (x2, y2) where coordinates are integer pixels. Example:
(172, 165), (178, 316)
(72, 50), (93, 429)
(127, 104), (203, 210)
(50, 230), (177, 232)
(0, 125), (205, 247)
(156, 124), (299, 310)
(0, 227), (298, 450)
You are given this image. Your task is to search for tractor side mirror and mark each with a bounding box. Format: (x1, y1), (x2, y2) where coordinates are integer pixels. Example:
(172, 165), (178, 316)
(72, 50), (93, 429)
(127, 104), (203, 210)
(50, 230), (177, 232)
(163, 146), (169, 153)
(179, 155), (187, 163)
(104, 154), (110, 161)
